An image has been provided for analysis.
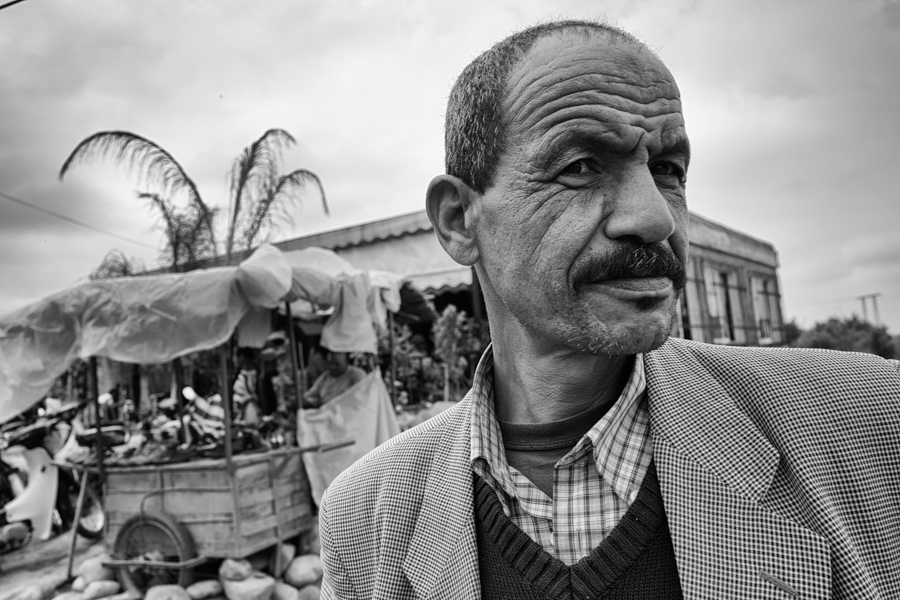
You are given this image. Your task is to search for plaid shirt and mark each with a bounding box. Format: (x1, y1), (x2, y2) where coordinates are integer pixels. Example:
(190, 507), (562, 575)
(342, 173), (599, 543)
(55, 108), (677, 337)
(470, 346), (652, 565)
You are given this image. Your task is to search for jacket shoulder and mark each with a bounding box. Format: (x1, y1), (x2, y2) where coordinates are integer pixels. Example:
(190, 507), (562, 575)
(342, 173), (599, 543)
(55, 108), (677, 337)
(658, 337), (900, 382)
(650, 337), (900, 434)
(321, 396), (470, 515)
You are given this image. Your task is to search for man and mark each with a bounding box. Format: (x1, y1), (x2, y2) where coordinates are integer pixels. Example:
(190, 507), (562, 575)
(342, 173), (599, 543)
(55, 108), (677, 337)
(303, 349), (366, 409)
(319, 20), (900, 599)
(232, 347), (261, 424)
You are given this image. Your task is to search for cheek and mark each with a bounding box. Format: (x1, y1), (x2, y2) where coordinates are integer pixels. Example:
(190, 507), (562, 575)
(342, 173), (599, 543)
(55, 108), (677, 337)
(667, 196), (689, 262)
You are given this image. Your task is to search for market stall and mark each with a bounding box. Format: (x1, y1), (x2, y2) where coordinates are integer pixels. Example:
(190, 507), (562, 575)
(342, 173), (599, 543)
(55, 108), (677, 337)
(0, 244), (400, 592)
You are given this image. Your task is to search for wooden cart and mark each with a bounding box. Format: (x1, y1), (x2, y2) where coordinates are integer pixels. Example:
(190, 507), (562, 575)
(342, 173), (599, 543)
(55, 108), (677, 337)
(103, 446), (316, 593)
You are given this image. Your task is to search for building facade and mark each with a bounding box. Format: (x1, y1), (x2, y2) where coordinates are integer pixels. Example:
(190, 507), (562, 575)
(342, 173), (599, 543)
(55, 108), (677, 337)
(273, 210), (786, 346)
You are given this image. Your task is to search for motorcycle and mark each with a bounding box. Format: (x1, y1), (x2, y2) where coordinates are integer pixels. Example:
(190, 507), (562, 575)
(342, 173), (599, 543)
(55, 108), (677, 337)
(0, 402), (106, 554)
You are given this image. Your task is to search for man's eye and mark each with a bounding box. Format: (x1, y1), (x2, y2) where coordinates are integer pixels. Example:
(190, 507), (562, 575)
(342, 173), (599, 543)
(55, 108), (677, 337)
(559, 160), (592, 176)
(650, 162), (686, 182)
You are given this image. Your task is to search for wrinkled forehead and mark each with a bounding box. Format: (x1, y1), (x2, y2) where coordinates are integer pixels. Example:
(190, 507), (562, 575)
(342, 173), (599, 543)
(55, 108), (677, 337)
(502, 31), (682, 129)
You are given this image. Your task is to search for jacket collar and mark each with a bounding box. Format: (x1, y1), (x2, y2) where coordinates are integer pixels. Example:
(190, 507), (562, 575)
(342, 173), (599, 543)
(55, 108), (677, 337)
(644, 338), (779, 503)
(644, 339), (831, 598)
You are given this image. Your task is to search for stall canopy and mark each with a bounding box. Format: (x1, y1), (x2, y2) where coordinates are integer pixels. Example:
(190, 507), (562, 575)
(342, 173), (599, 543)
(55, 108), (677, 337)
(0, 244), (410, 422)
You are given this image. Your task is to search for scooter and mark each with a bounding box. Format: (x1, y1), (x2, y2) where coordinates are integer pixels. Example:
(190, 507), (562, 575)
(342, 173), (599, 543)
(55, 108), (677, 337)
(0, 404), (105, 554)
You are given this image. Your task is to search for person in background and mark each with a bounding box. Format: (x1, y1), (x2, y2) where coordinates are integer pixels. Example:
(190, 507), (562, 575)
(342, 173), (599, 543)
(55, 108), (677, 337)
(232, 347), (260, 425)
(303, 349), (366, 409)
(303, 347), (328, 390)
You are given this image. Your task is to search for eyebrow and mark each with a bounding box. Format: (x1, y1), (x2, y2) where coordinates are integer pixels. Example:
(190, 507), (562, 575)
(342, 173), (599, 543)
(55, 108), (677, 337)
(535, 127), (691, 166)
(659, 137), (691, 160)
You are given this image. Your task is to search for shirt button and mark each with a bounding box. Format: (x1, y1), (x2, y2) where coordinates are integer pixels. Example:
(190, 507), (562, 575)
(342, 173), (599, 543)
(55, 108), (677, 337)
(629, 489), (638, 503)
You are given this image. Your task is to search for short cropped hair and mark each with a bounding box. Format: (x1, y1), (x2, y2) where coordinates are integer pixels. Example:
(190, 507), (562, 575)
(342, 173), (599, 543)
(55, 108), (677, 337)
(445, 20), (647, 193)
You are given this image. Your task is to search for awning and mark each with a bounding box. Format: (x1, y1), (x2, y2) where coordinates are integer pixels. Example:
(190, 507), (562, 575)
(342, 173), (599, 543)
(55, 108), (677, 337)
(406, 266), (472, 295)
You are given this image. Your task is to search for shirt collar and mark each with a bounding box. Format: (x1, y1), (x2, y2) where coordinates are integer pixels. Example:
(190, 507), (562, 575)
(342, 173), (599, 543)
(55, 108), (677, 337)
(469, 344), (650, 502)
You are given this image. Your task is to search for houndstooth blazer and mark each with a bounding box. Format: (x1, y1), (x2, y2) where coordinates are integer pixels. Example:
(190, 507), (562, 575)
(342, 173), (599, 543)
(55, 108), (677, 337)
(319, 338), (900, 599)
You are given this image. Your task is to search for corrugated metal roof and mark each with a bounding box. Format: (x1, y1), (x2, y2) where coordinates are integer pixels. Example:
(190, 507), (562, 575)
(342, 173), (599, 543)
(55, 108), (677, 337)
(276, 210), (432, 252)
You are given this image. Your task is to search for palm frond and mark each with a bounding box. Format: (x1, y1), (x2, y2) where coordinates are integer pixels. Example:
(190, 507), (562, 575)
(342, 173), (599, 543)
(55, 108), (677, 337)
(239, 168), (328, 251)
(60, 131), (200, 201)
(89, 249), (146, 281)
(139, 192), (183, 268)
(226, 129), (297, 260)
(60, 131), (215, 250)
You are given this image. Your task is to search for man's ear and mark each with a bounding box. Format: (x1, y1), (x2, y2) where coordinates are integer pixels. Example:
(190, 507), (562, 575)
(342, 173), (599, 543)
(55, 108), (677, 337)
(425, 174), (480, 266)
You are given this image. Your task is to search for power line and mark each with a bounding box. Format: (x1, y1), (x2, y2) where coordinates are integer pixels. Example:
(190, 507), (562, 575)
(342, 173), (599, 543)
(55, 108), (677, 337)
(0, 189), (157, 250)
(0, 0), (31, 12)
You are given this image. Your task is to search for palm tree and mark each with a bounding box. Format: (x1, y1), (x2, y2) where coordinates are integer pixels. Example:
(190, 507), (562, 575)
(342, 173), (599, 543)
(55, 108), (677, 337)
(59, 128), (327, 269)
(137, 192), (217, 271)
(225, 128), (328, 262)
(60, 128), (328, 428)
(89, 249), (145, 281)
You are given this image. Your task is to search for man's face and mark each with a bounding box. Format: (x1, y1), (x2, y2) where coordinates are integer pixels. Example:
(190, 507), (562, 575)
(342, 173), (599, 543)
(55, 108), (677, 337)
(326, 352), (349, 376)
(471, 33), (690, 355)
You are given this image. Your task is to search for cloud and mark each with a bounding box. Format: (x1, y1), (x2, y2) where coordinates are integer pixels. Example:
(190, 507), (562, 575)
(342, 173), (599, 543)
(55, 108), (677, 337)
(841, 232), (900, 266)
(2, 0), (900, 333)
(881, 0), (900, 29)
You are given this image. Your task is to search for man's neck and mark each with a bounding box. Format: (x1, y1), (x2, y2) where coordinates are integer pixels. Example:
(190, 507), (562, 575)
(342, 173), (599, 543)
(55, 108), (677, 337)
(490, 338), (633, 424)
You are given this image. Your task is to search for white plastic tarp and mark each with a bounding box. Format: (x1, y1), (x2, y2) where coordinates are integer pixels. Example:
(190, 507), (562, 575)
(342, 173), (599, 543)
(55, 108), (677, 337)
(297, 370), (400, 506)
(0, 244), (407, 421)
(289, 268), (377, 354)
(0, 245), (292, 422)
(281, 248), (405, 353)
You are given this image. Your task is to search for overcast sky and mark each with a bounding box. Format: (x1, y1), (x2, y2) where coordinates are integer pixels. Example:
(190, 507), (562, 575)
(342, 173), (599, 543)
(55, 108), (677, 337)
(1, 0), (899, 333)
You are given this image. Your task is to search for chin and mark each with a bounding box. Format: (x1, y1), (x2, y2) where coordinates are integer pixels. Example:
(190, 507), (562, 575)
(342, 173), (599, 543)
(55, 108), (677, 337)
(567, 300), (677, 356)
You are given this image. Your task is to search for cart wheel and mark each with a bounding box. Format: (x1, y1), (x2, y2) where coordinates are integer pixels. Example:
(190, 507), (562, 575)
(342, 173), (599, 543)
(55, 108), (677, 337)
(113, 511), (196, 594)
(74, 484), (105, 539)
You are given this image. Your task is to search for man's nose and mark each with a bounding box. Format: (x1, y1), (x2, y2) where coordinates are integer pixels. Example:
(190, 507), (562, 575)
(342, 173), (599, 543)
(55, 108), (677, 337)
(602, 165), (676, 244)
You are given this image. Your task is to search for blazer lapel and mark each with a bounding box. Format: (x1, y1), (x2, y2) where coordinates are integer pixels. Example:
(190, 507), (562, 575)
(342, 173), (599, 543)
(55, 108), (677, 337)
(645, 342), (832, 599)
(401, 397), (480, 600)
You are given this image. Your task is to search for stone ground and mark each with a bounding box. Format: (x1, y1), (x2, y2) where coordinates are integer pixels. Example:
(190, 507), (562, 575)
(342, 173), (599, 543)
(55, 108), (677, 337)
(0, 532), (106, 600)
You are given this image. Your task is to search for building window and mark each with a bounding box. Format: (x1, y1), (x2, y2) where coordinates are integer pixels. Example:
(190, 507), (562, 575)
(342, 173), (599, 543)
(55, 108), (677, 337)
(705, 267), (740, 344)
(751, 276), (780, 344)
(679, 293), (692, 340)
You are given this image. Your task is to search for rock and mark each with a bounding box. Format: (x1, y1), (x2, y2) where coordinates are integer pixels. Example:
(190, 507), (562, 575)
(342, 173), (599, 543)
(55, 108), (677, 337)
(271, 583), (300, 600)
(221, 572), (275, 600)
(296, 585), (320, 600)
(82, 581), (120, 600)
(268, 543), (296, 578)
(71, 578), (87, 593)
(18, 581), (75, 600)
(284, 555), (322, 589)
(219, 558), (254, 581)
(144, 585), (192, 600)
(104, 593), (142, 600)
(186, 580), (223, 600)
(76, 553), (115, 584)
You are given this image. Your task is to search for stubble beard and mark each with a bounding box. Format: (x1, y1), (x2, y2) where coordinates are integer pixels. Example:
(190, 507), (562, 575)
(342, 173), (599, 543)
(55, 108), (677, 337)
(562, 287), (681, 356)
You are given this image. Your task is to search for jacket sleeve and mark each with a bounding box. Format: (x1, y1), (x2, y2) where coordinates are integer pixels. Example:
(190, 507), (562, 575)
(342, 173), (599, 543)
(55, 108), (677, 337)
(320, 491), (357, 599)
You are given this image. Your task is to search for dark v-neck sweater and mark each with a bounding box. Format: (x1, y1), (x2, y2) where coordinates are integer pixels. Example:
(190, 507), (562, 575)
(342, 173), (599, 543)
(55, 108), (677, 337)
(474, 462), (683, 599)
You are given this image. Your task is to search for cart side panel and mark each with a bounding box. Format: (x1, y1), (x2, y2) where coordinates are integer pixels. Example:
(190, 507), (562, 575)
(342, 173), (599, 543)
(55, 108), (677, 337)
(234, 450), (313, 556)
(106, 449), (313, 559)
(106, 466), (236, 555)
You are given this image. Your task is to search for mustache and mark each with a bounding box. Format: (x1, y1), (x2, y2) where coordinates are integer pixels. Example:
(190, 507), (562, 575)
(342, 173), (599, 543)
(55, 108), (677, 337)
(571, 242), (686, 291)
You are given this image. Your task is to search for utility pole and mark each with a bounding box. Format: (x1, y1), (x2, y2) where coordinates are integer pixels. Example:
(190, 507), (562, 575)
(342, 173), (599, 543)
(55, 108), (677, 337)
(856, 293), (882, 326)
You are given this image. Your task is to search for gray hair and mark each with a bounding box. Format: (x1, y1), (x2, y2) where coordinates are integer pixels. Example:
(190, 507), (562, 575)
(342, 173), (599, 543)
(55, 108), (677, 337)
(445, 20), (648, 192)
